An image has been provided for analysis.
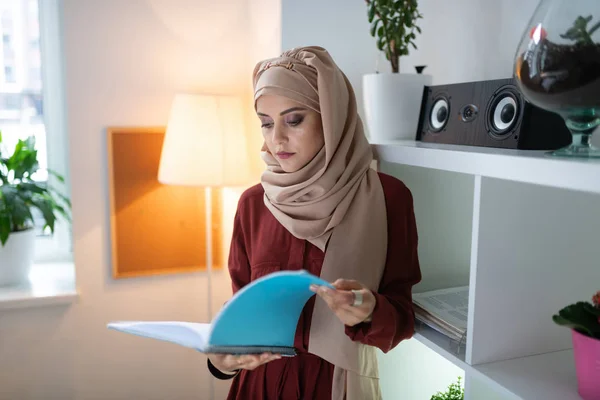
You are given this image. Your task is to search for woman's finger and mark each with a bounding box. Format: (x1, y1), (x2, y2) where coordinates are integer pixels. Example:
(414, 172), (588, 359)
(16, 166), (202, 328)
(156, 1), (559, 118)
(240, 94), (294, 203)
(335, 308), (365, 326)
(332, 279), (363, 291)
(244, 353), (280, 370)
(313, 285), (354, 307)
(237, 353), (281, 370)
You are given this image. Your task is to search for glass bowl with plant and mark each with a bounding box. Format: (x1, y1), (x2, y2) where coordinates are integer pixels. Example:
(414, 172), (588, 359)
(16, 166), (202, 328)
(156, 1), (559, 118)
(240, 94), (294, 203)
(513, 0), (600, 158)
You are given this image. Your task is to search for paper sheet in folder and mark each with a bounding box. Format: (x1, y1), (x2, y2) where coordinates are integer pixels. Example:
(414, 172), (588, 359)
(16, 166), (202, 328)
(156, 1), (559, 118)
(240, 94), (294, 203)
(107, 270), (333, 356)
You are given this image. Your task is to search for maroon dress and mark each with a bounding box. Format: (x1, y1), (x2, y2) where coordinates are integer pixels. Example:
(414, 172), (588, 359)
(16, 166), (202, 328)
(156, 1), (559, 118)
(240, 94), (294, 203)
(224, 172), (422, 400)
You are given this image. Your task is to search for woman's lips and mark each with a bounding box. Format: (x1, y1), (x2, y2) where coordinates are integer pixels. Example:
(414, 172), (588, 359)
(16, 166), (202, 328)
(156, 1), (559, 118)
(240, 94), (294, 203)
(277, 152), (295, 160)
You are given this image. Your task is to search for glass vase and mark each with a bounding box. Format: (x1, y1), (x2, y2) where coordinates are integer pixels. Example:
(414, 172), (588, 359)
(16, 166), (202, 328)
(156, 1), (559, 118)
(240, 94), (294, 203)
(513, 0), (600, 157)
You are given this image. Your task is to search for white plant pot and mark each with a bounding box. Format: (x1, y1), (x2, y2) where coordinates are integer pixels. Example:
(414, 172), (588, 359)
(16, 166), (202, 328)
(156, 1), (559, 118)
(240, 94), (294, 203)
(363, 72), (433, 143)
(0, 228), (36, 287)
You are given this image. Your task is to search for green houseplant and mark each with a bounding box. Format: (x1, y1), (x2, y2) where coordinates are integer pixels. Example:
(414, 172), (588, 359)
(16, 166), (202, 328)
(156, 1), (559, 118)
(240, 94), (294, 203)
(430, 376), (464, 400)
(0, 133), (71, 286)
(362, 0), (431, 142)
(552, 290), (600, 399)
(366, 0), (423, 73)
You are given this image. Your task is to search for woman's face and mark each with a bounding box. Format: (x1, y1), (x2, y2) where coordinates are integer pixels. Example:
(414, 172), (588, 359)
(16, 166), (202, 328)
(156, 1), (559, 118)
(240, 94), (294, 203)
(256, 94), (324, 173)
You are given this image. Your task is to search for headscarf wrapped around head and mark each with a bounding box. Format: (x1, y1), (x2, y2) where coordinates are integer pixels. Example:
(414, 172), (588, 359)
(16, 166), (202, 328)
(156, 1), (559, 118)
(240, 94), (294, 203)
(252, 46), (388, 400)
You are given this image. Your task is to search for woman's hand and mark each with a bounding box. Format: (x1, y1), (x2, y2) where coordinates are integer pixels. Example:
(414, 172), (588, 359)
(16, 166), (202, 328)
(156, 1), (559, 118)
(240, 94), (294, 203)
(310, 279), (376, 327)
(207, 352), (281, 373)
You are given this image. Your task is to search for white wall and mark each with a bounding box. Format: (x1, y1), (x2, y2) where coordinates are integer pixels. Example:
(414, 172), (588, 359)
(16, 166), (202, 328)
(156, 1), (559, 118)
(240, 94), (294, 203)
(0, 1), (279, 399)
(281, 0), (541, 98)
(378, 340), (465, 400)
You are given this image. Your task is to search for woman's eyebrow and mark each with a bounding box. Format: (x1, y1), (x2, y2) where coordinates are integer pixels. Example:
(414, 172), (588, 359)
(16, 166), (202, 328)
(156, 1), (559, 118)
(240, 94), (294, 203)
(257, 107), (307, 118)
(280, 107), (306, 115)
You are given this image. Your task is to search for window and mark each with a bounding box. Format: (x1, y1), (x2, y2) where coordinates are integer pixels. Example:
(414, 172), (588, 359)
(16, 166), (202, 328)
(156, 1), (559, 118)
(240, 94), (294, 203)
(0, 0), (44, 167)
(4, 65), (14, 82)
(0, 0), (71, 261)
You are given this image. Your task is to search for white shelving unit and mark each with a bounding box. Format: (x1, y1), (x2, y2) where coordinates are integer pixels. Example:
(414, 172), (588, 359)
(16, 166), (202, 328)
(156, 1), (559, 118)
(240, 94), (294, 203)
(373, 140), (600, 195)
(373, 140), (600, 400)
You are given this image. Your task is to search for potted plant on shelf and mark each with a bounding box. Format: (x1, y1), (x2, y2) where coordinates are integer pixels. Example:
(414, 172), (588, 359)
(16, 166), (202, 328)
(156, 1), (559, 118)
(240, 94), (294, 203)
(553, 290), (600, 400)
(430, 376), (464, 400)
(363, 0), (431, 143)
(0, 133), (71, 287)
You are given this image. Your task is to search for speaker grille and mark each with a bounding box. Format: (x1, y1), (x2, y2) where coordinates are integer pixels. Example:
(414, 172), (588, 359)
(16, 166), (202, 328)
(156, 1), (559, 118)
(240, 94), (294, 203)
(430, 96), (450, 132)
(486, 85), (522, 139)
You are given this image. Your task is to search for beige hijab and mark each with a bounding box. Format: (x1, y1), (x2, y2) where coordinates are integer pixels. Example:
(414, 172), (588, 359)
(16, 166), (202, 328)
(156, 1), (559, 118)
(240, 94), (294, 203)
(252, 46), (388, 400)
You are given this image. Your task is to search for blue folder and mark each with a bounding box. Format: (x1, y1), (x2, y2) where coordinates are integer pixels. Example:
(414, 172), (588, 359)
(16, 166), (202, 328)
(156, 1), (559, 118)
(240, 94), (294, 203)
(107, 270), (334, 356)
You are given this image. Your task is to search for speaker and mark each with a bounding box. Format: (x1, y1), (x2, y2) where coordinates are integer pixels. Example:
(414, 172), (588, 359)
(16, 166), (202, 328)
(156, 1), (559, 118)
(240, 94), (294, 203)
(416, 78), (572, 150)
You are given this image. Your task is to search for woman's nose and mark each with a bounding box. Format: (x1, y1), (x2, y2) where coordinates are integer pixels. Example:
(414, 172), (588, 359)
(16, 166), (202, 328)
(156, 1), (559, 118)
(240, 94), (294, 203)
(272, 125), (287, 144)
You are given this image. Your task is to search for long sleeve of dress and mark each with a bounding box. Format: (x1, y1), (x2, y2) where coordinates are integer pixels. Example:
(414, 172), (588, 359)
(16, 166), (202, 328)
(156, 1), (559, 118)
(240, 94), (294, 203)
(228, 208), (251, 295)
(344, 175), (422, 353)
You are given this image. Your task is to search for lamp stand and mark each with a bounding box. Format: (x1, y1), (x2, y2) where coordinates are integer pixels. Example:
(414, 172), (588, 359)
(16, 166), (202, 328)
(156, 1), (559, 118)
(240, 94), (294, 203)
(205, 186), (213, 321)
(205, 187), (215, 400)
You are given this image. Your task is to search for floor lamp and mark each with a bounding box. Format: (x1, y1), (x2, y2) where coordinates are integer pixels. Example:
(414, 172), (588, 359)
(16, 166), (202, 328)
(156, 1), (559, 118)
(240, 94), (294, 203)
(157, 94), (251, 322)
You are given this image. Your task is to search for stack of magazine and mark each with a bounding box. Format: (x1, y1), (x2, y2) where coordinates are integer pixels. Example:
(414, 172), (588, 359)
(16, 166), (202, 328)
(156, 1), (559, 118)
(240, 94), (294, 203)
(412, 286), (469, 345)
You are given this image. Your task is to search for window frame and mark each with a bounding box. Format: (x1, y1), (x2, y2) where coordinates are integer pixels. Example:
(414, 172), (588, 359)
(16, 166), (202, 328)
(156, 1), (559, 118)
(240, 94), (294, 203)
(34, 0), (72, 261)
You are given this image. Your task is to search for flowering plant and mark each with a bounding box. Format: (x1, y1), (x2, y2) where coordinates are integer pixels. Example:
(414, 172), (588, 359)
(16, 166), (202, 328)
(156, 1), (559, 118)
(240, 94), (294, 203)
(552, 291), (600, 339)
(430, 376), (464, 400)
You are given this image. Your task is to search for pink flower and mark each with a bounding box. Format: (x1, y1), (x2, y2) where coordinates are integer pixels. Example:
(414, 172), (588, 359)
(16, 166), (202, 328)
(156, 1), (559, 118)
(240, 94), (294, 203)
(593, 291), (600, 308)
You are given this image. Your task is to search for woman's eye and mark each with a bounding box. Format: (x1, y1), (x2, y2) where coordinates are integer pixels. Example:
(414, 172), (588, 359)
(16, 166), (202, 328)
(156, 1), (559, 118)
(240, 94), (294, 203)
(261, 122), (273, 128)
(287, 116), (304, 126)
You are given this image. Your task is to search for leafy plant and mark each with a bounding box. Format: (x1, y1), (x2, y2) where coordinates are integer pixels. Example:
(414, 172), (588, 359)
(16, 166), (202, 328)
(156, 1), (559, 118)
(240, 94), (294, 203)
(366, 0), (423, 73)
(560, 15), (600, 45)
(430, 376), (464, 400)
(0, 132), (71, 246)
(553, 291), (600, 339)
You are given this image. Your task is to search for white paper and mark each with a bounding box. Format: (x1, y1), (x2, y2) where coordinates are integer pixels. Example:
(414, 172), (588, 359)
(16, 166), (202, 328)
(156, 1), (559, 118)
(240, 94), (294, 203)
(107, 321), (212, 351)
(413, 286), (469, 332)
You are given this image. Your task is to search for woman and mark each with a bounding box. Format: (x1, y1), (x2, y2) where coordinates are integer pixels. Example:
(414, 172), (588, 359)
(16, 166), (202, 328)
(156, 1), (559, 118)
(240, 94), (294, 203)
(207, 46), (422, 400)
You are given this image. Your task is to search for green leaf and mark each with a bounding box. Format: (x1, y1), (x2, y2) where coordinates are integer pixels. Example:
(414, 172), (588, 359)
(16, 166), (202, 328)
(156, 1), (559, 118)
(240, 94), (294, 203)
(575, 15), (589, 30)
(377, 26), (385, 38)
(18, 182), (47, 195)
(370, 19), (381, 37)
(0, 212), (9, 246)
(553, 302), (600, 339)
(368, 3), (376, 23)
(1, 185), (33, 230)
(584, 302), (600, 317)
(47, 168), (65, 183)
(31, 196), (56, 233)
(0, 190), (9, 246)
(6, 138), (39, 181)
(589, 21), (600, 36)
(50, 189), (72, 208)
(377, 36), (386, 51)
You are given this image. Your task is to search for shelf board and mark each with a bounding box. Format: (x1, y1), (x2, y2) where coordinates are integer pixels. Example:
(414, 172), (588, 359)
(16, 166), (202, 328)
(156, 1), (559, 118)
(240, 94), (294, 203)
(473, 349), (580, 400)
(372, 140), (600, 195)
(413, 323), (467, 370)
(414, 324), (580, 399)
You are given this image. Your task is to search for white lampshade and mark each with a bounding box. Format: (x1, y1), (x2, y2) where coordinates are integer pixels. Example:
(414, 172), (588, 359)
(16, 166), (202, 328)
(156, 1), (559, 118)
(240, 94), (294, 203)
(158, 94), (251, 187)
